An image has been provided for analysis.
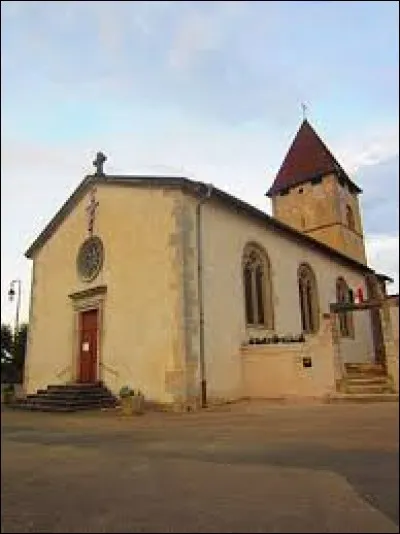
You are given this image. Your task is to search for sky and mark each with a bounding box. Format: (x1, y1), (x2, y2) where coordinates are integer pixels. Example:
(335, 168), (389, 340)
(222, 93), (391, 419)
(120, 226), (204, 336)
(1, 0), (399, 326)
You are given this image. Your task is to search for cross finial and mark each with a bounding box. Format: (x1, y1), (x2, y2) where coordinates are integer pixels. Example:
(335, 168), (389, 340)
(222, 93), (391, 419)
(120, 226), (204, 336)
(301, 102), (308, 121)
(93, 152), (107, 176)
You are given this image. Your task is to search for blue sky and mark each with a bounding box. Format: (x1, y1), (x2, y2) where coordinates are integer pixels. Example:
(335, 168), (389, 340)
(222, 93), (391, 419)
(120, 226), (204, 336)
(1, 0), (399, 324)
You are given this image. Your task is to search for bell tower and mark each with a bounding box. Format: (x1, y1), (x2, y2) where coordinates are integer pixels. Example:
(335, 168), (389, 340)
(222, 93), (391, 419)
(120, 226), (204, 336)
(267, 120), (367, 264)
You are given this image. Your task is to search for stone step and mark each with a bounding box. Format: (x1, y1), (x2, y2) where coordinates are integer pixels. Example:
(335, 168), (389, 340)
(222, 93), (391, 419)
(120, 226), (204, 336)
(27, 391), (115, 401)
(327, 393), (398, 403)
(46, 384), (107, 393)
(11, 382), (118, 413)
(343, 384), (394, 394)
(47, 382), (105, 389)
(12, 398), (117, 411)
(343, 376), (389, 385)
(9, 403), (77, 413)
(9, 402), (108, 413)
(25, 394), (116, 405)
(345, 363), (386, 376)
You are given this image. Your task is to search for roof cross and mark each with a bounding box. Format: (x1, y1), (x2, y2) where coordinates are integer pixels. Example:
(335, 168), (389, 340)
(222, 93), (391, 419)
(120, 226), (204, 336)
(93, 151), (107, 176)
(301, 102), (308, 121)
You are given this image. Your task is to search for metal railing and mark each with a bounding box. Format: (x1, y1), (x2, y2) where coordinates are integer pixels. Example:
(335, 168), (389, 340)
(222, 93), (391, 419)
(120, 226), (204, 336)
(99, 362), (119, 377)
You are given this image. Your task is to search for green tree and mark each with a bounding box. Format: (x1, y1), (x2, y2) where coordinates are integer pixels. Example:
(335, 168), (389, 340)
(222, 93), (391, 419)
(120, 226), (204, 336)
(14, 323), (28, 372)
(1, 323), (13, 361)
(1, 323), (28, 382)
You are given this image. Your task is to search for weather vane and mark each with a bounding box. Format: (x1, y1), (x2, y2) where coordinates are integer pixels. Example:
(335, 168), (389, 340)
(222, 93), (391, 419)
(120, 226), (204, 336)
(301, 102), (308, 121)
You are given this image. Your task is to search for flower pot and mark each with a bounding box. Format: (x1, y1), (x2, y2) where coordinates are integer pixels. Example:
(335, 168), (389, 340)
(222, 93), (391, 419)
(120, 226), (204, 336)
(120, 396), (134, 416)
(120, 394), (145, 416)
(132, 394), (145, 415)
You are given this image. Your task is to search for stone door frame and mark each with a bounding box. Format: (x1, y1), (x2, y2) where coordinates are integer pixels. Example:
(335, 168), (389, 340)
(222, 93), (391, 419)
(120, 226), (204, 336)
(330, 297), (398, 382)
(68, 285), (107, 384)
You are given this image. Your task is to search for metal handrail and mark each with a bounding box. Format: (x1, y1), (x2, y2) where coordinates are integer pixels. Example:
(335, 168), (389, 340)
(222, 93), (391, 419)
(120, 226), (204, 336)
(55, 365), (72, 379)
(99, 362), (119, 377)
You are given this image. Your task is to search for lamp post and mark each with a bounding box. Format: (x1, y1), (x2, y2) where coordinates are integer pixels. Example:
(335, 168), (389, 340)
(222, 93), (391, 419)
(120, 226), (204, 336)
(8, 279), (22, 347)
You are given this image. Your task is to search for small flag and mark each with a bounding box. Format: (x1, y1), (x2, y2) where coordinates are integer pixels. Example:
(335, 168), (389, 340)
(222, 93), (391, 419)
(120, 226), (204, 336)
(355, 287), (364, 303)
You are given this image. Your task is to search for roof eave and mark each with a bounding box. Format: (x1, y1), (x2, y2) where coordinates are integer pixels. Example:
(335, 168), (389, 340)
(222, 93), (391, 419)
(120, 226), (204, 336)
(266, 171), (362, 197)
(375, 273), (394, 284)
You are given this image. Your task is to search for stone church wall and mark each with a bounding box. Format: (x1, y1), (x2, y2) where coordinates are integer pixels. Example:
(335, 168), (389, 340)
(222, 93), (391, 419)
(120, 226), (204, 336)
(193, 194), (374, 401)
(241, 315), (338, 399)
(24, 185), (187, 403)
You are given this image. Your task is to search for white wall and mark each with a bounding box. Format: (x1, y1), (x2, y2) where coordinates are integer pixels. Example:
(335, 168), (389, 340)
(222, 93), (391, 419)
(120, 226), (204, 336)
(199, 197), (374, 400)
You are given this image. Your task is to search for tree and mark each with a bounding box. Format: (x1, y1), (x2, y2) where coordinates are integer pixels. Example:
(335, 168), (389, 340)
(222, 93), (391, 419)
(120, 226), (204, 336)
(14, 323), (28, 372)
(1, 323), (28, 383)
(1, 324), (13, 362)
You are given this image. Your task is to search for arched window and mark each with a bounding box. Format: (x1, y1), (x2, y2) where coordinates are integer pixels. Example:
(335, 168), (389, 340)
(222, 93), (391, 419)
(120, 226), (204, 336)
(346, 205), (355, 231)
(298, 263), (319, 334)
(243, 244), (273, 328)
(336, 277), (354, 337)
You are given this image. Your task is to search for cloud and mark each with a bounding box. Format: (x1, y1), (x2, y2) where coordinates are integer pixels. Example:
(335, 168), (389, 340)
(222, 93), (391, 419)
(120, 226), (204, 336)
(3, 2), (396, 129)
(356, 156), (399, 236)
(167, 1), (250, 71)
(168, 10), (221, 70)
(335, 125), (399, 174)
(365, 234), (399, 294)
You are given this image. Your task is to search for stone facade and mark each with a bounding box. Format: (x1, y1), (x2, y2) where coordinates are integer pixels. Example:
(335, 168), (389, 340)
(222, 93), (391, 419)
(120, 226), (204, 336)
(25, 183), (189, 404)
(271, 173), (367, 264)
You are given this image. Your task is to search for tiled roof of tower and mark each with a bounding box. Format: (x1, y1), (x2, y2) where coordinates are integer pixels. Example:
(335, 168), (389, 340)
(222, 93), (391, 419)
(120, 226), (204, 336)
(266, 119), (362, 196)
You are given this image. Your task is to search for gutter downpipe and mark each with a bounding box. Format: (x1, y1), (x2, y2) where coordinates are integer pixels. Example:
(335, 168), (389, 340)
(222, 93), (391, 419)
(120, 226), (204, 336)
(196, 183), (213, 408)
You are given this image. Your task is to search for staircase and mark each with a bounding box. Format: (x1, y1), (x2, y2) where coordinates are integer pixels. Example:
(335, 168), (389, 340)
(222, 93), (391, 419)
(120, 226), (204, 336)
(10, 382), (118, 412)
(328, 363), (398, 403)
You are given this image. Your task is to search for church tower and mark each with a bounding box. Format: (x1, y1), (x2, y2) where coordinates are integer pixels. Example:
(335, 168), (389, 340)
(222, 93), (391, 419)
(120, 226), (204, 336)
(267, 119), (367, 264)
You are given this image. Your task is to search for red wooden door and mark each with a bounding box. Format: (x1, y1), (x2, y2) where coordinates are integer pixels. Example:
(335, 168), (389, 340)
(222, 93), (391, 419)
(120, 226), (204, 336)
(79, 309), (99, 383)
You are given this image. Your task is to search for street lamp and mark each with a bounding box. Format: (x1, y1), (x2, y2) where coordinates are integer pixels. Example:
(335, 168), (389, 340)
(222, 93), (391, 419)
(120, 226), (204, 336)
(8, 279), (22, 340)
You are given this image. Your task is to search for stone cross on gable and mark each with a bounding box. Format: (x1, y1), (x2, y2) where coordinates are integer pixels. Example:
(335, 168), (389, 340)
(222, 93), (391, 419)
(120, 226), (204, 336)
(93, 151), (107, 176)
(86, 187), (99, 236)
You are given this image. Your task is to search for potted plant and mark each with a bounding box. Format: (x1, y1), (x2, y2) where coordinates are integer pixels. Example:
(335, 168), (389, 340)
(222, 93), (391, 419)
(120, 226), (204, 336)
(119, 386), (133, 415)
(132, 390), (145, 415)
(119, 387), (145, 416)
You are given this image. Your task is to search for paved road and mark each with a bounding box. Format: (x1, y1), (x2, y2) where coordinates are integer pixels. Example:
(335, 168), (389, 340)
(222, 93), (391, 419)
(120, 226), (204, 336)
(1, 401), (399, 533)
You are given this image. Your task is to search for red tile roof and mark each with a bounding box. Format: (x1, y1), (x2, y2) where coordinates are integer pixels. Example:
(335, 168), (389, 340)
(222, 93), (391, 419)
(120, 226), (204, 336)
(266, 120), (362, 196)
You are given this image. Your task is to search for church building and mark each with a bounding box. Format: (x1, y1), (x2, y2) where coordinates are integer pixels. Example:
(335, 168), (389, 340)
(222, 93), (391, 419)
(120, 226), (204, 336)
(22, 120), (398, 409)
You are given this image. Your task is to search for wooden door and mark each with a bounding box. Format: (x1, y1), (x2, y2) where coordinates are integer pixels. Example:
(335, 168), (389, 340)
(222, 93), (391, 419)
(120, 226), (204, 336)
(79, 309), (99, 383)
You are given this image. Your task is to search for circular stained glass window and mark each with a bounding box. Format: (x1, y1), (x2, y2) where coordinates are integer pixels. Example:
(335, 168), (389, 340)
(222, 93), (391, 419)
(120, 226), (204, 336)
(77, 236), (104, 282)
